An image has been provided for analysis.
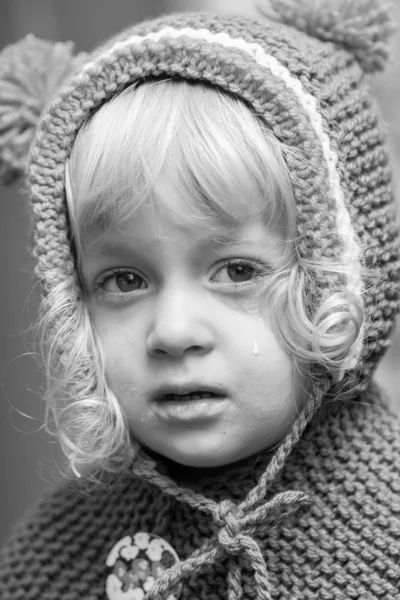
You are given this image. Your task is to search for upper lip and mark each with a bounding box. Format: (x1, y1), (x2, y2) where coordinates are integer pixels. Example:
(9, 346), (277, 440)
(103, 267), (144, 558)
(152, 383), (228, 402)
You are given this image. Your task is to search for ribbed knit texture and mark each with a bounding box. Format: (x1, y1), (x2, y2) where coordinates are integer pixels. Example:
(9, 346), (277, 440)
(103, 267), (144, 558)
(1, 391), (399, 600)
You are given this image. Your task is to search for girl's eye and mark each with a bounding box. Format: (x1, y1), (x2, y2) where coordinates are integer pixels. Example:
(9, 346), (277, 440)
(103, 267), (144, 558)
(213, 260), (266, 285)
(99, 270), (147, 293)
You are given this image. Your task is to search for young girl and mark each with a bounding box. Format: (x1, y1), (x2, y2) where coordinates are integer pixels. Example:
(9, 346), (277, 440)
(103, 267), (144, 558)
(0, 1), (399, 599)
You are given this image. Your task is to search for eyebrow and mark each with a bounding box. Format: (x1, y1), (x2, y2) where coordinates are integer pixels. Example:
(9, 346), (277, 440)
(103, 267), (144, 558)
(79, 201), (242, 241)
(211, 232), (246, 245)
(82, 229), (260, 259)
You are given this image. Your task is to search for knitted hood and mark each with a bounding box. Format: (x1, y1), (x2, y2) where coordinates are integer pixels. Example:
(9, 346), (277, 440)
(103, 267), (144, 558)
(0, 1), (398, 382)
(0, 1), (399, 599)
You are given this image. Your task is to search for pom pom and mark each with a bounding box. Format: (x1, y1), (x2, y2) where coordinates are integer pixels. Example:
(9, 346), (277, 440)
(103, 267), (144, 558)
(260, 0), (396, 74)
(0, 35), (88, 185)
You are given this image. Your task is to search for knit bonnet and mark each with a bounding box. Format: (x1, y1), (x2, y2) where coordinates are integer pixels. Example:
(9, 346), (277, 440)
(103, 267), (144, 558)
(0, 1), (399, 599)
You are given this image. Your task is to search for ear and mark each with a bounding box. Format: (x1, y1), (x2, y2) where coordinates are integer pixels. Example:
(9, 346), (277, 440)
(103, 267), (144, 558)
(258, 0), (396, 75)
(0, 35), (88, 185)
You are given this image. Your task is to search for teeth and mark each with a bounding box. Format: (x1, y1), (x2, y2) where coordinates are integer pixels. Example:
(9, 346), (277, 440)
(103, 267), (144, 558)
(167, 392), (215, 401)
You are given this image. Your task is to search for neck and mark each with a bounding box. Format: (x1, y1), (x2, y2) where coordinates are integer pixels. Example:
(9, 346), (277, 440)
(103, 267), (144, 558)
(141, 445), (276, 502)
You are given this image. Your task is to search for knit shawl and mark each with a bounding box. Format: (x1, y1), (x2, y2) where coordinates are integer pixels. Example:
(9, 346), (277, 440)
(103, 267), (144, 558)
(1, 390), (399, 600)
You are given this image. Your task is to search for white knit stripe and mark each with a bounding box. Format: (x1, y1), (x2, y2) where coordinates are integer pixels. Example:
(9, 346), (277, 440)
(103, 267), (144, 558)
(74, 27), (362, 298)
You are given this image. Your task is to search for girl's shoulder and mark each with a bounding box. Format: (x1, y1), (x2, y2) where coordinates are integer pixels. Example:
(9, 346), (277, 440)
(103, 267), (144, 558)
(280, 385), (400, 534)
(277, 391), (400, 597)
(0, 471), (154, 599)
(287, 387), (400, 484)
(310, 389), (400, 460)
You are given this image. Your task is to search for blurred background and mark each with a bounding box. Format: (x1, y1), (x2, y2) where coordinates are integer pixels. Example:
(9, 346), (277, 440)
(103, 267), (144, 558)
(1, 0), (399, 547)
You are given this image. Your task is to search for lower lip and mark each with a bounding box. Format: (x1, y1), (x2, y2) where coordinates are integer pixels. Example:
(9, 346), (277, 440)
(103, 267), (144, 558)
(153, 397), (227, 422)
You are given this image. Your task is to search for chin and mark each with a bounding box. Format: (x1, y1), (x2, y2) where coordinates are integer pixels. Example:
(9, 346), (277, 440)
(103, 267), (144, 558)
(150, 435), (257, 469)
(165, 451), (231, 468)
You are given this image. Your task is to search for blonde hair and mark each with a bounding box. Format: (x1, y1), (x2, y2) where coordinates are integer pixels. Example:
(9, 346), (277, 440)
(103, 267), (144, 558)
(39, 79), (364, 480)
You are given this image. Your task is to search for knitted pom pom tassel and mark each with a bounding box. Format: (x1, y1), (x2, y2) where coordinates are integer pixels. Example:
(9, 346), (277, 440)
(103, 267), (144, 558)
(261, 0), (396, 74)
(0, 35), (87, 185)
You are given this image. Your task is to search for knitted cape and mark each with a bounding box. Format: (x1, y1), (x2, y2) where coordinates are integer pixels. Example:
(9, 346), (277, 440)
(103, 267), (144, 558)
(1, 387), (399, 600)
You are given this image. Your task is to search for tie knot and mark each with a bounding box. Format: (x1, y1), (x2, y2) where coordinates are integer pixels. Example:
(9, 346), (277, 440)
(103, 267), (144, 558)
(215, 499), (237, 526)
(214, 500), (243, 555)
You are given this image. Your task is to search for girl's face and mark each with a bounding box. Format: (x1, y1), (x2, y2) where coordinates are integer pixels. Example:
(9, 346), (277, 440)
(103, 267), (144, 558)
(81, 191), (304, 467)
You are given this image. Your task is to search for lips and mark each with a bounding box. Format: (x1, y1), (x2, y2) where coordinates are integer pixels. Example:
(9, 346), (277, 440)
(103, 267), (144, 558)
(151, 385), (228, 422)
(150, 383), (228, 422)
(164, 392), (219, 401)
(152, 384), (227, 404)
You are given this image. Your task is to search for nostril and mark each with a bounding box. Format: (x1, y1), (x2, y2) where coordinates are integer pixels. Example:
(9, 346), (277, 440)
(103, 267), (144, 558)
(149, 344), (207, 358)
(150, 346), (175, 358)
(191, 345), (204, 353)
(146, 327), (215, 358)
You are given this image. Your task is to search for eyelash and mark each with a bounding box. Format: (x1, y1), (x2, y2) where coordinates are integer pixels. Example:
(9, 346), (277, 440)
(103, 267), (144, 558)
(93, 258), (270, 299)
(94, 267), (147, 296)
(212, 258), (268, 287)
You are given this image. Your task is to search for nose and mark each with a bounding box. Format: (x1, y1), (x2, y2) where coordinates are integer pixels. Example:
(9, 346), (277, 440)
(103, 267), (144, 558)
(146, 286), (215, 358)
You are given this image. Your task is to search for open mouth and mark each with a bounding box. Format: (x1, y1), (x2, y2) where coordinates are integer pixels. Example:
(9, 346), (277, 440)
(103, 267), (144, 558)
(151, 386), (228, 421)
(161, 391), (224, 402)
(152, 384), (227, 404)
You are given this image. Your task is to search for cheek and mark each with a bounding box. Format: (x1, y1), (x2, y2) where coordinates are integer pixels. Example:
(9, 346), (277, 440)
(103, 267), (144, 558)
(91, 309), (146, 386)
(243, 355), (296, 413)
(232, 315), (291, 375)
(235, 317), (302, 414)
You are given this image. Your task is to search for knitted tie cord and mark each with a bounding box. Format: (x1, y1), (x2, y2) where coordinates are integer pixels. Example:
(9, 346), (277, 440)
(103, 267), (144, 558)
(131, 467), (310, 600)
(131, 388), (323, 600)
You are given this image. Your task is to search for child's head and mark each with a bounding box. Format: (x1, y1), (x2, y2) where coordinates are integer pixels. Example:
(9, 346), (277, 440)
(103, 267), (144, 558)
(44, 75), (365, 473)
(66, 79), (304, 468)
(1, 0), (398, 478)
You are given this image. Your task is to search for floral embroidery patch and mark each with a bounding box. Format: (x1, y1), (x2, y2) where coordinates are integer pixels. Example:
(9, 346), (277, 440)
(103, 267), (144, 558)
(106, 532), (181, 600)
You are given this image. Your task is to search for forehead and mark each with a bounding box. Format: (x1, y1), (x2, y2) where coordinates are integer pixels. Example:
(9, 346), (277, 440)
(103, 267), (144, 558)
(74, 166), (291, 256)
(81, 202), (286, 269)
(76, 179), (268, 236)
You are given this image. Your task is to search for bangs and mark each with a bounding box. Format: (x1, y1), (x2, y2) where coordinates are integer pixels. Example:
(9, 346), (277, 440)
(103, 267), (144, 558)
(68, 79), (296, 241)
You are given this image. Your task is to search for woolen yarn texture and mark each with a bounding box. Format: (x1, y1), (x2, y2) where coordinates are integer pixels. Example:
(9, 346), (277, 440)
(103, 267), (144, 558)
(0, 392), (399, 599)
(0, 2), (400, 599)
